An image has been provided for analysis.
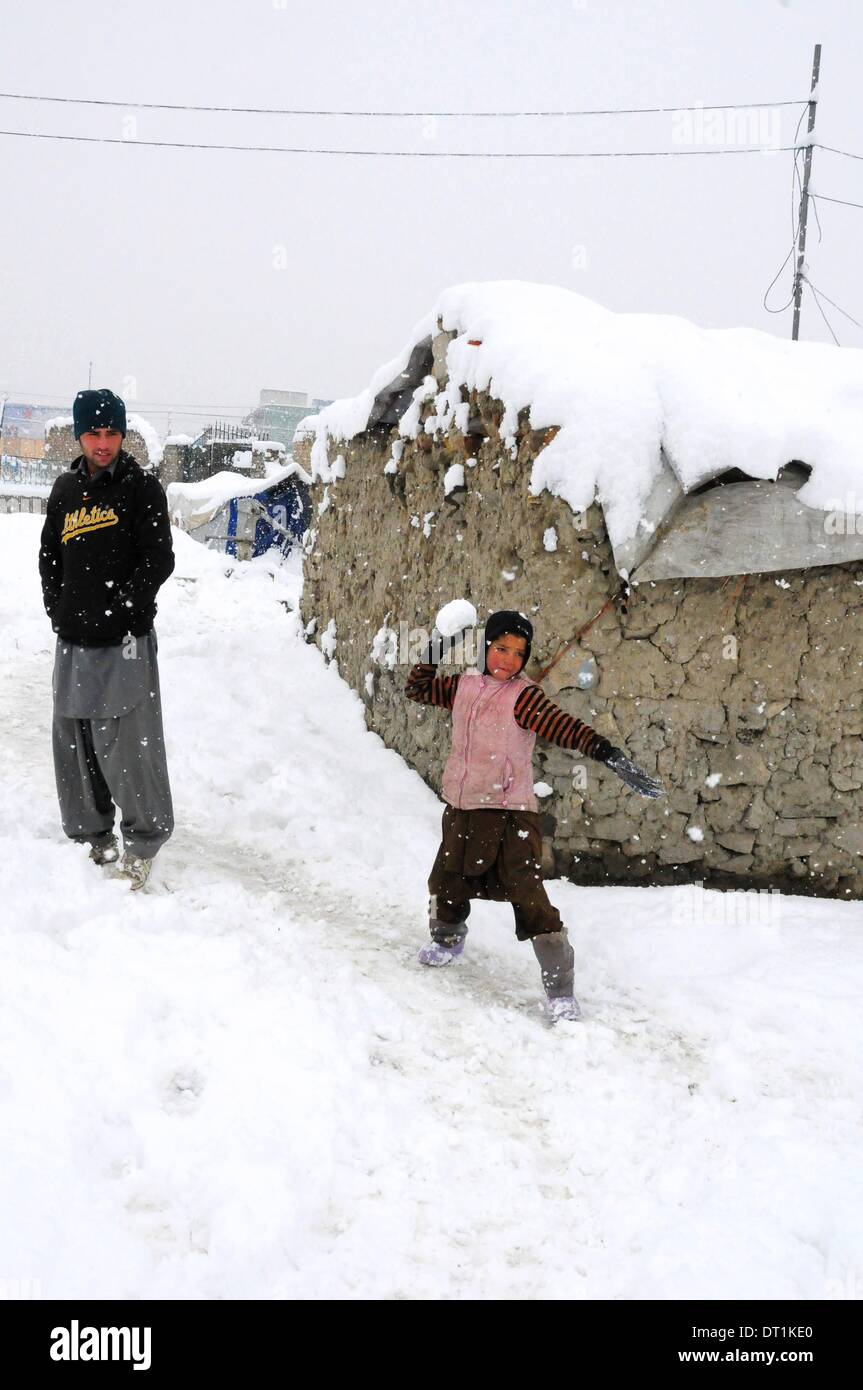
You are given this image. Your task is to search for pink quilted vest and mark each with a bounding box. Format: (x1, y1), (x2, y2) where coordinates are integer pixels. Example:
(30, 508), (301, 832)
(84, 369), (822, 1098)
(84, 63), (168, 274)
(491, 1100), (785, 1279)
(441, 672), (538, 812)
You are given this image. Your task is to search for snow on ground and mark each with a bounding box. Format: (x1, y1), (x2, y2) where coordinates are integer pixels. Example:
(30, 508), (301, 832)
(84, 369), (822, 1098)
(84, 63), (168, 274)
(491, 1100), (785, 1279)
(1, 512), (862, 1300)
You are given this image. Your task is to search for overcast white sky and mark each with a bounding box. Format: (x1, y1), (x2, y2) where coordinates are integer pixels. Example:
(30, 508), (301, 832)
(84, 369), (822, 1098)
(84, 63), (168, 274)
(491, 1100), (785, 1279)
(1, 0), (860, 436)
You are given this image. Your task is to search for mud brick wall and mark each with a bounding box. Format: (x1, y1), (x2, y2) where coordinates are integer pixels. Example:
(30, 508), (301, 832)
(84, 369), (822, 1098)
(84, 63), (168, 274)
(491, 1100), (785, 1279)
(300, 385), (863, 901)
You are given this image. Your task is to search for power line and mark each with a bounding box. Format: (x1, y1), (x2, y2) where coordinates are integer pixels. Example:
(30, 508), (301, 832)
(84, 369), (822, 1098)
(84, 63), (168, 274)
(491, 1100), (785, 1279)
(0, 90), (810, 118)
(763, 106), (809, 317)
(762, 237), (799, 316)
(802, 277), (863, 331)
(814, 142), (863, 162)
(810, 191), (863, 211)
(1, 387), (261, 411)
(5, 400), (246, 415)
(805, 281), (840, 344)
(0, 127), (803, 157)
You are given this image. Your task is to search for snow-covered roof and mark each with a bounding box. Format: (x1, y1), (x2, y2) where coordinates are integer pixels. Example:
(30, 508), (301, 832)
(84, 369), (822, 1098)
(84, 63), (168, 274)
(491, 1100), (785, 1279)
(307, 281), (863, 577)
(166, 463), (307, 531)
(292, 414), (319, 441)
(126, 412), (162, 468)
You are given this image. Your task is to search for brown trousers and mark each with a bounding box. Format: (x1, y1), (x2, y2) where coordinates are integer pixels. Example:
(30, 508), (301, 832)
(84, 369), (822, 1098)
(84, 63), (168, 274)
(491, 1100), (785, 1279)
(428, 805), (562, 942)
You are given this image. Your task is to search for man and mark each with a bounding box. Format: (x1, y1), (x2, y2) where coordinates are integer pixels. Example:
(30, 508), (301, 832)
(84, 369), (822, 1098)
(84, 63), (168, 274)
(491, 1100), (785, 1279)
(38, 388), (175, 890)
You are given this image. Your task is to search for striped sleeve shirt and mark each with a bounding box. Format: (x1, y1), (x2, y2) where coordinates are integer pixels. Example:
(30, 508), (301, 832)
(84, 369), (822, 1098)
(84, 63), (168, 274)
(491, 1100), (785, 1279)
(405, 662), (461, 710)
(405, 663), (612, 760)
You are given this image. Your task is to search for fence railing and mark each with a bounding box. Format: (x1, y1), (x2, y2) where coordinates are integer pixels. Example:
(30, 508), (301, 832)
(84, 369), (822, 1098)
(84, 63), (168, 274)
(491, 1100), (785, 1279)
(190, 421), (255, 448)
(1, 455), (63, 488)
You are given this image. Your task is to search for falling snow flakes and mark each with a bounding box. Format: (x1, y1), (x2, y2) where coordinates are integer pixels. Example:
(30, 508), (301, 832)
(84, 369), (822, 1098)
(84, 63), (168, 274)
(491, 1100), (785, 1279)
(686, 826), (705, 842)
(534, 782), (553, 798)
(705, 773), (723, 788)
(422, 512), (436, 538)
(543, 527), (558, 552)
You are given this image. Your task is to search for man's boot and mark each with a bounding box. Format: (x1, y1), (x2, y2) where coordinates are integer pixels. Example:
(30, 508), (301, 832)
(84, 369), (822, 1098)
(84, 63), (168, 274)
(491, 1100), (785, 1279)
(112, 852), (152, 891)
(89, 832), (120, 867)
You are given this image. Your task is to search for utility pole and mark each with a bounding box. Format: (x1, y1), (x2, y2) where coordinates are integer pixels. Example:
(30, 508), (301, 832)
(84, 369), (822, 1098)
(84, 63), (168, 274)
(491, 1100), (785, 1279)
(792, 43), (821, 341)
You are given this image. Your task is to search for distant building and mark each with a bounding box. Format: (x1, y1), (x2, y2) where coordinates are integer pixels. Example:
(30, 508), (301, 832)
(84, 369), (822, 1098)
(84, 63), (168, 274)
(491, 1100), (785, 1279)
(159, 420), (286, 488)
(243, 389), (333, 451)
(0, 401), (66, 461)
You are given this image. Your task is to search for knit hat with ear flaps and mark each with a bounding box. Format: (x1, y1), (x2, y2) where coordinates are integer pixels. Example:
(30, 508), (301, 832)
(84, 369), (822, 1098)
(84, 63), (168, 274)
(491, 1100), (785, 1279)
(483, 610), (533, 671)
(73, 388), (127, 440)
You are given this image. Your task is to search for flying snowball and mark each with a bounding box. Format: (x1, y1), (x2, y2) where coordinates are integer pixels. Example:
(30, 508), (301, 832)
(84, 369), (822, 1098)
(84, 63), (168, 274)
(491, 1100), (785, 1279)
(436, 599), (478, 637)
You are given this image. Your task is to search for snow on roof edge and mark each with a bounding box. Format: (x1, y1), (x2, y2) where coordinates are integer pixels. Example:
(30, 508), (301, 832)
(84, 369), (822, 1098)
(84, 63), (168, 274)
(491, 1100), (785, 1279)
(305, 280), (863, 556)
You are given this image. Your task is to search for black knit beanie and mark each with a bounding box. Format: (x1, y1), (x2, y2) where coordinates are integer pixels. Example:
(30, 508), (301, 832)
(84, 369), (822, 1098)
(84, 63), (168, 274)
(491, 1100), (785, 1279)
(73, 388), (127, 440)
(483, 610), (533, 672)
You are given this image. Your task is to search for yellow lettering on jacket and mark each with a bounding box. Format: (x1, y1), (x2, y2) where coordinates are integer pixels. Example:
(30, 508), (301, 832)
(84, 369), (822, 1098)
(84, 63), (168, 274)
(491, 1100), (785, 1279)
(61, 504), (120, 543)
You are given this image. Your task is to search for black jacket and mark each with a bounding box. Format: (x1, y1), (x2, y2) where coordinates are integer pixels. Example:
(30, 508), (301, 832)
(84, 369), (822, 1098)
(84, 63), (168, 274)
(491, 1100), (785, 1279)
(38, 450), (175, 646)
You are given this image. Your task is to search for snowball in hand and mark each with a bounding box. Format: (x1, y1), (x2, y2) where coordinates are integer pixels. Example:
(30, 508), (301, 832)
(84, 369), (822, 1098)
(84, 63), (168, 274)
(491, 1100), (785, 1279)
(435, 599), (478, 637)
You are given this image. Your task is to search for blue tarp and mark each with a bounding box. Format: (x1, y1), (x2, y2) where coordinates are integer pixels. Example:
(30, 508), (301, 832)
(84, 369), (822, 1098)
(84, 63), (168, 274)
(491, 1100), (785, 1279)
(225, 475), (311, 559)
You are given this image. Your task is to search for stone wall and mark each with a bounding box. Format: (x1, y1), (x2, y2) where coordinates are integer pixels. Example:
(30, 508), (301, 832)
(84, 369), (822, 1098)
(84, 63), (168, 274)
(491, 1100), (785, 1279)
(301, 384), (863, 900)
(45, 423), (155, 471)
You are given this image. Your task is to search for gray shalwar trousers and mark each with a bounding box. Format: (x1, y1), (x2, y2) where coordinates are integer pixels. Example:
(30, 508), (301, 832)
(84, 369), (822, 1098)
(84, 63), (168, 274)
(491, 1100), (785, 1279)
(51, 632), (174, 860)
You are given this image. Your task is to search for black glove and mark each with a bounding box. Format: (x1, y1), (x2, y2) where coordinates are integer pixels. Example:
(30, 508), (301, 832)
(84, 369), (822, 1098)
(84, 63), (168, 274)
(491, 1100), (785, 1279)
(601, 746), (665, 798)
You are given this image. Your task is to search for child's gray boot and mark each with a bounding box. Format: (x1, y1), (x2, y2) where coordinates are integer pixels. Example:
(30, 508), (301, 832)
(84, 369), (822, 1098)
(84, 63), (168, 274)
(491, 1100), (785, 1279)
(418, 917), (467, 967)
(532, 929), (581, 1021)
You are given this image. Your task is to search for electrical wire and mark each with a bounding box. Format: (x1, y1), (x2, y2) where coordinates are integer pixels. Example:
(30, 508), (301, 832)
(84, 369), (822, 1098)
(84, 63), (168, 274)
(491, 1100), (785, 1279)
(814, 142), (863, 162)
(805, 281), (841, 344)
(0, 90), (810, 118)
(763, 106), (823, 318)
(763, 109), (808, 316)
(802, 277), (863, 331)
(0, 127), (803, 158)
(810, 191), (863, 211)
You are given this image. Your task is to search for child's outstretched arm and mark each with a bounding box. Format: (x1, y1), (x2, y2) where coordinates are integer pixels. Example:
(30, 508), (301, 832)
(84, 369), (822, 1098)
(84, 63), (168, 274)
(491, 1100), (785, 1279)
(405, 631), (461, 710)
(514, 685), (665, 797)
(513, 684), (612, 759)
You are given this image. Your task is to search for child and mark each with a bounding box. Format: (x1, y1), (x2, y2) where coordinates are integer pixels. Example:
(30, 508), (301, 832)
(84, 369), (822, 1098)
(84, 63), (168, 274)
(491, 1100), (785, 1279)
(405, 609), (664, 1023)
